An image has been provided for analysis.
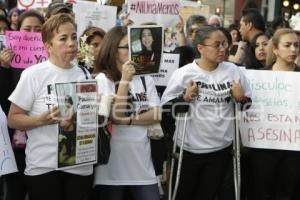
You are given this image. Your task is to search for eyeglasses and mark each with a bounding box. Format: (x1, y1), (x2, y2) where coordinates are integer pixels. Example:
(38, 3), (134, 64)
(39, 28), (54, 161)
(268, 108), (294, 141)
(202, 41), (229, 49)
(118, 45), (129, 49)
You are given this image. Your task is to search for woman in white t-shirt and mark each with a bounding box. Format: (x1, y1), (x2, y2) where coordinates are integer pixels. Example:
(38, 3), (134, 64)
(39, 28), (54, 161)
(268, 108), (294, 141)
(92, 26), (161, 200)
(8, 14), (93, 200)
(161, 26), (251, 200)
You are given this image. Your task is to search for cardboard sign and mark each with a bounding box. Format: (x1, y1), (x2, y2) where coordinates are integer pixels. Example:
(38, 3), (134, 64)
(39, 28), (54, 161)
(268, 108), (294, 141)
(240, 70), (300, 151)
(6, 31), (48, 69)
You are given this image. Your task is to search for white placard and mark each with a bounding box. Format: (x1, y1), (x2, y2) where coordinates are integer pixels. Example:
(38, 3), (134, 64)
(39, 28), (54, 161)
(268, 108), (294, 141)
(0, 107), (18, 176)
(128, 0), (180, 27)
(73, 1), (117, 37)
(18, 0), (51, 10)
(240, 70), (300, 151)
(151, 53), (180, 86)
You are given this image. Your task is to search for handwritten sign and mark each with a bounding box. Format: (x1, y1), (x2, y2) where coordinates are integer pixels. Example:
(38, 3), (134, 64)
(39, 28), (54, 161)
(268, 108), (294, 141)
(151, 53), (179, 86)
(0, 107), (18, 175)
(6, 31), (48, 69)
(128, 0), (180, 27)
(239, 70), (300, 151)
(18, 0), (51, 10)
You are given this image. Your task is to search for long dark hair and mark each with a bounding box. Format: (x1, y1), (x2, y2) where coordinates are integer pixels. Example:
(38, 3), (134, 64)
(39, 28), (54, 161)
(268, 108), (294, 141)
(93, 26), (127, 82)
(245, 32), (269, 69)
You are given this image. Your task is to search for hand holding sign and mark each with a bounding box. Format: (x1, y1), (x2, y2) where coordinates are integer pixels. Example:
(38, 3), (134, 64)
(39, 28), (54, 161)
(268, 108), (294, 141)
(5, 31), (48, 69)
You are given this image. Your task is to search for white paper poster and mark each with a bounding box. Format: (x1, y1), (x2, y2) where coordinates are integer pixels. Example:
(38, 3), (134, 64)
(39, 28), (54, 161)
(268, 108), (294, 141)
(0, 107), (18, 176)
(55, 81), (98, 169)
(73, 1), (117, 37)
(151, 53), (180, 86)
(239, 70), (300, 151)
(128, 0), (180, 27)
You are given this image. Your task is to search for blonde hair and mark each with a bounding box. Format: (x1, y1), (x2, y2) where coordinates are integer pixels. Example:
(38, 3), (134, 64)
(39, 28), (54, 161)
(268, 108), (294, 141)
(266, 28), (297, 66)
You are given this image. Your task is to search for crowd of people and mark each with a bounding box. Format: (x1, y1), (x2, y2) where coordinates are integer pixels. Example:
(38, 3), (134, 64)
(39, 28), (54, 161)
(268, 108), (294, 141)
(0, 1), (299, 200)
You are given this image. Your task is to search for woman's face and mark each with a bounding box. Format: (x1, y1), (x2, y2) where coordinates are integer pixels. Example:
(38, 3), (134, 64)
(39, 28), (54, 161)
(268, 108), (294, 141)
(0, 21), (8, 35)
(198, 30), (226, 64)
(116, 35), (129, 72)
(89, 35), (103, 58)
(274, 33), (299, 64)
(46, 22), (78, 68)
(230, 29), (238, 43)
(141, 29), (153, 50)
(11, 11), (19, 24)
(20, 16), (42, 32)
(254, 35), (269, 62)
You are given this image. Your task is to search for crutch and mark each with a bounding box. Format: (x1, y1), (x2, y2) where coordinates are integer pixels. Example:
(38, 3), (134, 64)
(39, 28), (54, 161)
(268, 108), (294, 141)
(233, 103), (241, 200)
(168, 112), (188, 200)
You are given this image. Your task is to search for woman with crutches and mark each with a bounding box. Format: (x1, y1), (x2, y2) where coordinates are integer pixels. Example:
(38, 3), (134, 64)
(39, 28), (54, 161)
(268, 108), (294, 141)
(161, 26), (251, 200)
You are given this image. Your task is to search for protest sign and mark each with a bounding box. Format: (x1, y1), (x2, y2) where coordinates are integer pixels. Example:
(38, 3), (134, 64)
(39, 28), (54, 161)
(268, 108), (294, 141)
(18, 0), (51, 10)
(128, 0), (180, 27)
(151, 53), (179, 86)
(240, 70), (300, 151)
(129, 25), (163, 75)
(179, 1), (210, 22)
(55, 81), (98, 169)
(0, 107), (18, 176)
(6, 31), (48, 69)
(73, 0), (117, 37)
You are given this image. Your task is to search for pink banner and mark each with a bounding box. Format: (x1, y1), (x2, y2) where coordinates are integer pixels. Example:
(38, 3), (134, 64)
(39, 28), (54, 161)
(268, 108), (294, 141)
(5, 31), (48, 69)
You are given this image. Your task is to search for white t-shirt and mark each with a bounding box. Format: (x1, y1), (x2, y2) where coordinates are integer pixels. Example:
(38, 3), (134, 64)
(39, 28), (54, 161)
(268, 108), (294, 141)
(9, 60), (93, 176)
(94, 73), (159, 185)
(161, 61), (251, 154)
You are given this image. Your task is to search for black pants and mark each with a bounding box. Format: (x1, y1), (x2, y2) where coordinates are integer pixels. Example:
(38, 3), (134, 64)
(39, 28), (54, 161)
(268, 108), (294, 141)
(25, 171), (93, 200)
(93, 184), (160, 200)
(173, 146), (231, 200)
(249, 148), (300, 200)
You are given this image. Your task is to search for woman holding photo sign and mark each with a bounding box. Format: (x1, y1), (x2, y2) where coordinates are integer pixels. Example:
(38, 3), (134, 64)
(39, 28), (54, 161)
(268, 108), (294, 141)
(8, 14), (93, 200)
(130, 26), (162, 75)
(161, 26), (251, 200)
(93, 26), (161, 200)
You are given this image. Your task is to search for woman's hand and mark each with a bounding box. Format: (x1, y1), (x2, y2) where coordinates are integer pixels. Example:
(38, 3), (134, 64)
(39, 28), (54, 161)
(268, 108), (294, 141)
(184, 80), (198, 102)
(231, 80), (245, 101)
(38, 106), (61, 126)
(120, 60), (136, 82)
(0, 48), (13, 68)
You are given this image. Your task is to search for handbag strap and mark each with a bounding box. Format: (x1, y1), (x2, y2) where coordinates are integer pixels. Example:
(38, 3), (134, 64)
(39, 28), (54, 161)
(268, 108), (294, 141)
(140, 76), (147, 92)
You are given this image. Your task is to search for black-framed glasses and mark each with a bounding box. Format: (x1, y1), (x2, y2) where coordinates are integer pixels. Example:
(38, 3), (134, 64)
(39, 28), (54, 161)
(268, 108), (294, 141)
(202, 41), (229, 49)
(118, 45), (129, 49)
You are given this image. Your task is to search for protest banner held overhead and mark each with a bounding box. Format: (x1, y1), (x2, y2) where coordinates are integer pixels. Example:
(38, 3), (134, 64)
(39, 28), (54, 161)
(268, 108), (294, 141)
(128, 0), (180, 27)
(73, 0), (117, 37)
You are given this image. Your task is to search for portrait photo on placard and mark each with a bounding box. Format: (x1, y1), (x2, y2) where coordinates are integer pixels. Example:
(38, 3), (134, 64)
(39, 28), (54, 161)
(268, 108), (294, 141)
(128, 25), (163, 75)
